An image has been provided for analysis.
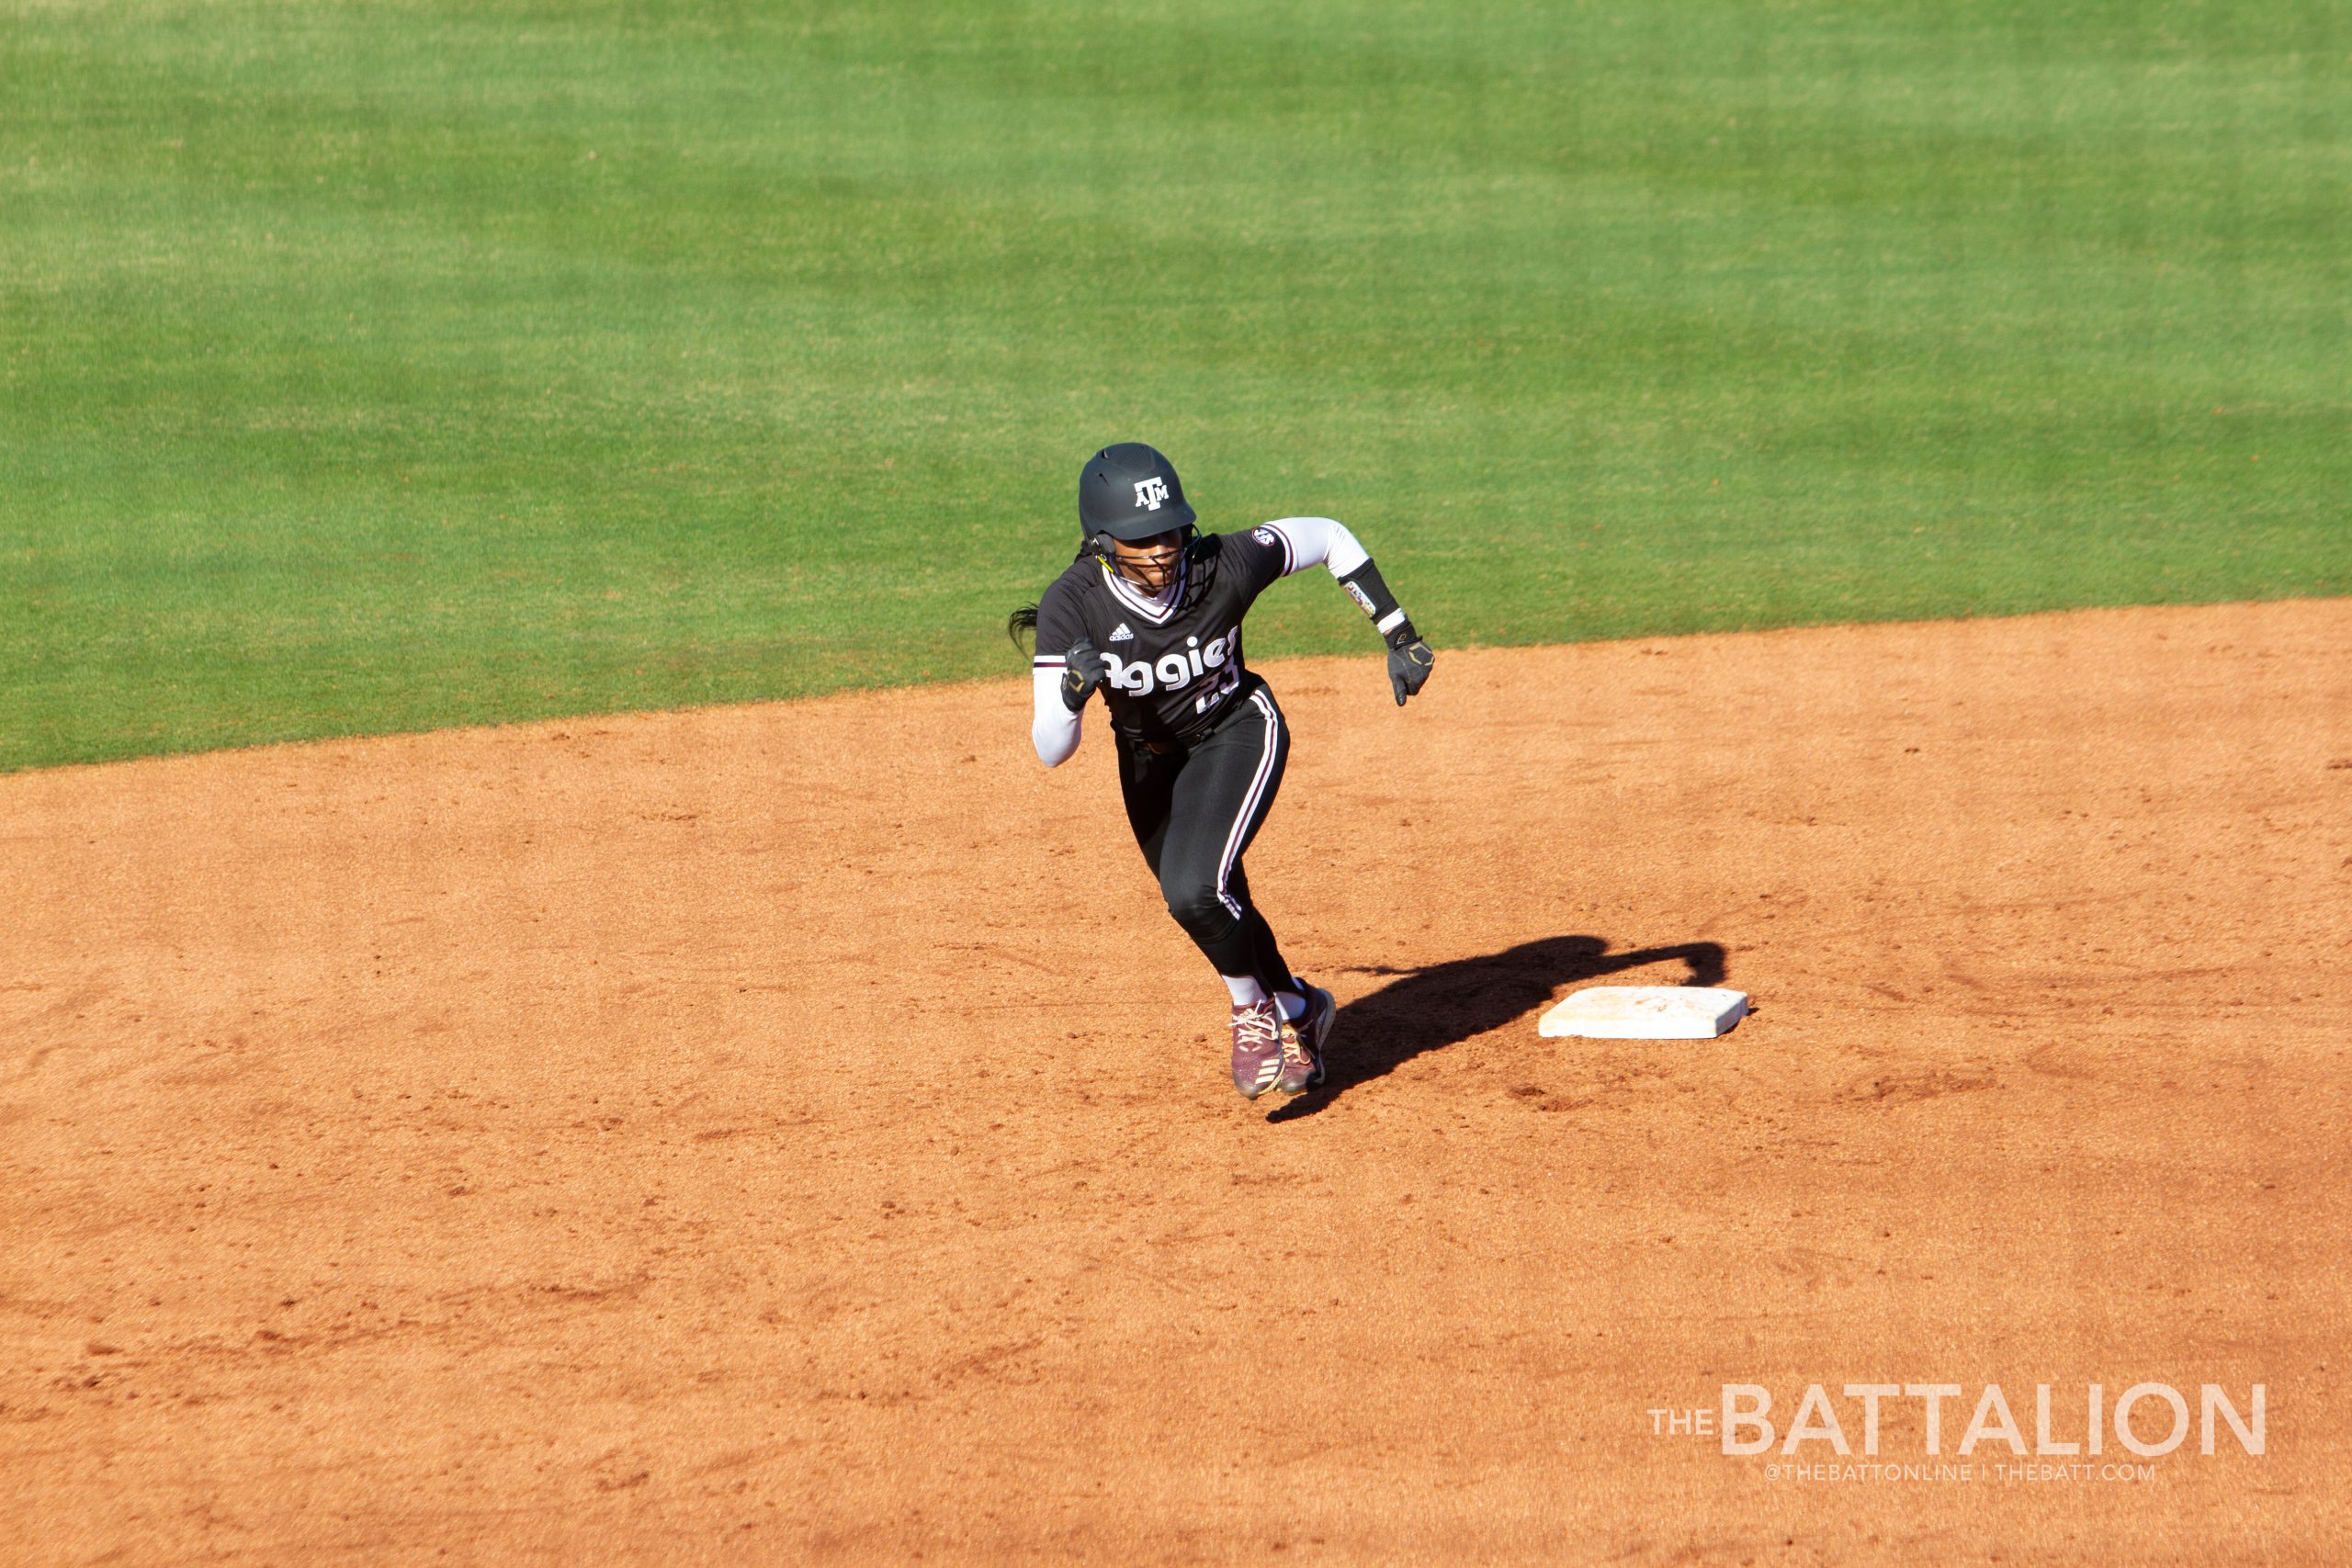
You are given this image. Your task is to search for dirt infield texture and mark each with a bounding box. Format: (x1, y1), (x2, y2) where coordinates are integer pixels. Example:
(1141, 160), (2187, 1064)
(5, 600), (2349, 1565)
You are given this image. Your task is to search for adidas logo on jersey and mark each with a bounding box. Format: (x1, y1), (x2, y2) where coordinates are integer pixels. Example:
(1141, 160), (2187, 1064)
(1109, 622), (1135, 642)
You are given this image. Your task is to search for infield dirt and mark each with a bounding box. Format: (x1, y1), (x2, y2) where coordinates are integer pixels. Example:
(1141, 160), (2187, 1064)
(5, 600), (2348, 1563)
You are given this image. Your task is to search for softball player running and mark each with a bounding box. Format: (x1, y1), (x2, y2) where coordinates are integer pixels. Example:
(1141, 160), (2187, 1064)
(1011, 443), (1434, 1099)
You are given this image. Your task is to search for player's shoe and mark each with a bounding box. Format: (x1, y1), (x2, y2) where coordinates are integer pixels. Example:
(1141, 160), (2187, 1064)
(1273, 983), (1335, 1096)
(1230, 999), (1286, 1100)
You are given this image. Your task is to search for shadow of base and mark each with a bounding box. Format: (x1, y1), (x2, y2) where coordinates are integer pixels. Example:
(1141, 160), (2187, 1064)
(1271, 933), (1726, 1122)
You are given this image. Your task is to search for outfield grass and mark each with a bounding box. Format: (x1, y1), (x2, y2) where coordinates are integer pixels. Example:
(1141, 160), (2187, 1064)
(4, 0), (2346, 770)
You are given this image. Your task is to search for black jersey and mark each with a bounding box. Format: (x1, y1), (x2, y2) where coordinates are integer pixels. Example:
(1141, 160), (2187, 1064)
(1033, 528), (1294, 744)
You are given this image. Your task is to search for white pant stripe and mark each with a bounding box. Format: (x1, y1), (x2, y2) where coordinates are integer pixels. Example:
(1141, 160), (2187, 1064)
(1215, 689), (1282, 921)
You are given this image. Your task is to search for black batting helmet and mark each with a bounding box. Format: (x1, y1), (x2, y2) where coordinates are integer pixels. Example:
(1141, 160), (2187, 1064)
(1079, 443), (1196, 542)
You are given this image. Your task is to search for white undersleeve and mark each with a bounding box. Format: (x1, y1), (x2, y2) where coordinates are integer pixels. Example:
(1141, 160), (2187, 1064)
(1032, 663), (1080, 766)
(1260, 515), (1371, 579)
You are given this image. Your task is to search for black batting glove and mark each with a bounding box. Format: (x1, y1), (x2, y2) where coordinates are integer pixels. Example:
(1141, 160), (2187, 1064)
(1060, 638), (1106, 713)
(1385, 620), (1433, 706)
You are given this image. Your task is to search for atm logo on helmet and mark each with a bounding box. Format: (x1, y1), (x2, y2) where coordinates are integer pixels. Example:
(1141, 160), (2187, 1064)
(1102, 627), (1238, 695)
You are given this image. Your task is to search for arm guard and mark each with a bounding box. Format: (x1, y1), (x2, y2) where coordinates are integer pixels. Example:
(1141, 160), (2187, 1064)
(1336, 558), (1411, 640)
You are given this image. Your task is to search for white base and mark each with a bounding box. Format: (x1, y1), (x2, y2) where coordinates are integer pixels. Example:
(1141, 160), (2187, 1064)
(1538, 986), (1749, 1040)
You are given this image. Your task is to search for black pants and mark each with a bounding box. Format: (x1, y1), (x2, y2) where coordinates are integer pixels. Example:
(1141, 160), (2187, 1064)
(1117, 681), (1295, 996)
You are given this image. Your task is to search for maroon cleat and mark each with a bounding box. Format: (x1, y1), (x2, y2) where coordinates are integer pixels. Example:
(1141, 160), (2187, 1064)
(1230, 999), (1286, 1100)
(1273, 983), (1335, 1095)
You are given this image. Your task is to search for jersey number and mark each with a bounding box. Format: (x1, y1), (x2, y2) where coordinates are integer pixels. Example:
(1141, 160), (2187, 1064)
(1195, 662), (1240, 715)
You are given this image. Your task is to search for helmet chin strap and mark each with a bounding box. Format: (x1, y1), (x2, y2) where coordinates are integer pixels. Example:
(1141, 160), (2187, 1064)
(1104, 524), (1192, 592)
(1111, 558), (1179, 599)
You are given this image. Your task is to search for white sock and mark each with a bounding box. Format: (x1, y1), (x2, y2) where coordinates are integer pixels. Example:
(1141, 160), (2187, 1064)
(1276, 988), (1306, 1021)
(1224, 975), (1268, 1009)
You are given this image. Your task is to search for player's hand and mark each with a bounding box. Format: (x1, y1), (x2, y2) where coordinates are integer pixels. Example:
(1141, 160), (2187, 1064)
(1385, 622), (1433, 706)
(1060, 638), (1106, 712)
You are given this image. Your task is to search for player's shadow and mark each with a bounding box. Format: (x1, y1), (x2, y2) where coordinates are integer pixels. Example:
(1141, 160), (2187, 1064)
(1268, 933), (1726, 1123)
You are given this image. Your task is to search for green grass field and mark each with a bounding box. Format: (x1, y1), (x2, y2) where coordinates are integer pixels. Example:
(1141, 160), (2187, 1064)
(5, 0), (2346, 771)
